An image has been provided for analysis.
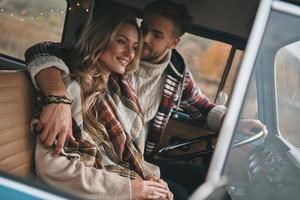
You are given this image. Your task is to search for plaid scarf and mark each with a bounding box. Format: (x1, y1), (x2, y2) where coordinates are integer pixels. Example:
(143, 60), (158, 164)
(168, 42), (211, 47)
(33, 74), (146, 180)
(95, 74), (146, 179)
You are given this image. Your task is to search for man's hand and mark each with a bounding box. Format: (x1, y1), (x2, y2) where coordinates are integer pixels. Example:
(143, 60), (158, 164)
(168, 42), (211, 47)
(36, 103), (75, 155)
(33, 67), (73, 155)
(237, 119), (268, 136)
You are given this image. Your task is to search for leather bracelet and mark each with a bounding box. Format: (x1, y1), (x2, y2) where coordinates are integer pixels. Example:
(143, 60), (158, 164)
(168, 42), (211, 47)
(44, 95), (73, 105)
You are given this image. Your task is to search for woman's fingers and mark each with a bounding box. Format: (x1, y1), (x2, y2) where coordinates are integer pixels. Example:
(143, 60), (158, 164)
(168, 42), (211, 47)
(157, 179), (168, 188)
(146, 194), (160, 200)
(148, 187), (167, 199)
(147, 180), (167, 189)
(166, 190), (174, 200)
(141, 180), (169, 199)
(131, 179), (171, 200)
(150, 186), (168, 195)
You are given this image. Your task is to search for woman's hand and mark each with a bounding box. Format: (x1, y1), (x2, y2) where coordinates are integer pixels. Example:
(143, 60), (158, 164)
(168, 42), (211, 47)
(145, 175), (173, 200)
(131, 179), (172, 200)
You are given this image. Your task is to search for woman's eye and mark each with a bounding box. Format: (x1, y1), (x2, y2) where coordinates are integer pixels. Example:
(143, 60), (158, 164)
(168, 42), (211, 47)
(117, 39), (126, 45)
(154, 33), (162, 39)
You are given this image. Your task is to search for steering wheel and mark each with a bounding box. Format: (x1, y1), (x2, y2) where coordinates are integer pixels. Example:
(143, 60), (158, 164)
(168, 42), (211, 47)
(231, 129), (265, 148)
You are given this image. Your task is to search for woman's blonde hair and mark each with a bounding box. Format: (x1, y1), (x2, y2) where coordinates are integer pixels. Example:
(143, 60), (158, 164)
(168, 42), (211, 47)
(71, 5), (143, 142)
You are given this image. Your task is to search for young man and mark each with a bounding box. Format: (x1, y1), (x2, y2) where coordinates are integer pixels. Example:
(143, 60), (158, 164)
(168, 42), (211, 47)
(25, 0), (267, 196)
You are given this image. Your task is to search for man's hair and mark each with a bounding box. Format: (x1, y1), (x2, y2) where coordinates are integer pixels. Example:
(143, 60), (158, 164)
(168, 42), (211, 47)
(144, 0), (193, 37)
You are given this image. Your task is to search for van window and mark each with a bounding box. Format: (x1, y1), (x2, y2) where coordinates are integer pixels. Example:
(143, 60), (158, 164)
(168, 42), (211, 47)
(176, 33), (242, 102)
(275, 41), (300, 148)
(0, 0), (67, 60)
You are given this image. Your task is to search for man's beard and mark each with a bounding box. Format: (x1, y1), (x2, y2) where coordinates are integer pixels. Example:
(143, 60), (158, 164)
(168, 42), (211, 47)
(141, 52), (160, 62)
(141, 43), (167, 63)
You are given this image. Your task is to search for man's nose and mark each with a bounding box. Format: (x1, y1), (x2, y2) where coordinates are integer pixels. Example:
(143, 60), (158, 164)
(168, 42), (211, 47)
(143, 32), (151, 43)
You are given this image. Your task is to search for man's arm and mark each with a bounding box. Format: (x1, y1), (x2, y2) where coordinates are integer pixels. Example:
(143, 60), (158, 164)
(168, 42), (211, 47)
(180, 70), (225, 132)
(35, 68), (74, 155)
(181, 70), (267, 134)
(35, 67), (67, 96)
(25, 42), (73, 155)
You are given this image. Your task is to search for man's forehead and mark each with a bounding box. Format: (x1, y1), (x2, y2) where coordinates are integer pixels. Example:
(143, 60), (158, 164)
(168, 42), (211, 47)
(142, 13), (174, 34)
(143, 12), (166, 22)
(142, 20), (163, 33)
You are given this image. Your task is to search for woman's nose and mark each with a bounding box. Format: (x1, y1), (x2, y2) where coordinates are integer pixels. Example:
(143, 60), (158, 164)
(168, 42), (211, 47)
(123, 45), (134, 59)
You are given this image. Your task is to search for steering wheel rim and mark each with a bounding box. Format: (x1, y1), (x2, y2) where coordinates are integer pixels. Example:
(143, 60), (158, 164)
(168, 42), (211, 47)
(231, 130), (265, 148)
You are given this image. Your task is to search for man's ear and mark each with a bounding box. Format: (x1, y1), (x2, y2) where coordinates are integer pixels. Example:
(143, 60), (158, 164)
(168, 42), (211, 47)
(170, 37), (180, 49)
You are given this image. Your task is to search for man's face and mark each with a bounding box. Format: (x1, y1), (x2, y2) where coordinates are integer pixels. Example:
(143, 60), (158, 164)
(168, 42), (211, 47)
(141, 12), (180, 64)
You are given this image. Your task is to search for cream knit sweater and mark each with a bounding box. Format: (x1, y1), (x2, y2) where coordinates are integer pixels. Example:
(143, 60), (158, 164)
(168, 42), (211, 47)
(128, 52), (171, 132)
(28, 50), (226, 133)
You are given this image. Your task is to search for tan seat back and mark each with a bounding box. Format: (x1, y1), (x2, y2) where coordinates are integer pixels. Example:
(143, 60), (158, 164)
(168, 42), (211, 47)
(0, 70), (35, 178)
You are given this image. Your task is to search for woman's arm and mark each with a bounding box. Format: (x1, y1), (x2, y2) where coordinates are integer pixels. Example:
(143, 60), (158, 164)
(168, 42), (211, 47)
(34, 80), (131, 199)
(35, 139), (132, 200)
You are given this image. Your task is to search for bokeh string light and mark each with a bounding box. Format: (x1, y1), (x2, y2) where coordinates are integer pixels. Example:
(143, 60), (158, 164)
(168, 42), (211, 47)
(0, 3), (89, 23)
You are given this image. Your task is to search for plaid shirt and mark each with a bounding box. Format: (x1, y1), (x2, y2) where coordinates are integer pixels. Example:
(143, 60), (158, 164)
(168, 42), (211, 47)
(144, 49), (215, 158)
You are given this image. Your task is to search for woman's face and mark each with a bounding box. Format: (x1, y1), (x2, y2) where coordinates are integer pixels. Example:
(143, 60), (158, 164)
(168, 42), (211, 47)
(100, 23), (139, 75)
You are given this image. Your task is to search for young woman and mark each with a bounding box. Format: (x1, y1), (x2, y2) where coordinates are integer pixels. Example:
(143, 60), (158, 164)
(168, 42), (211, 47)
(29, 5), (172, 200)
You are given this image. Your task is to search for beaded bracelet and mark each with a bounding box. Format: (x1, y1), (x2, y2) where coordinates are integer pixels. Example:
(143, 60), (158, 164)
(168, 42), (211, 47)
(44, 95), (73, 105)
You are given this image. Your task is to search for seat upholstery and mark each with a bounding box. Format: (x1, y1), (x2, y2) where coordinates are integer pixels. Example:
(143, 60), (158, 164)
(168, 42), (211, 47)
(0, 70), (35, 178)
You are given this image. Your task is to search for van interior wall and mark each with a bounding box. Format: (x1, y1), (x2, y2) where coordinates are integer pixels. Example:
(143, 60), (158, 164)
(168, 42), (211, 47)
(0, 70), (35, 179)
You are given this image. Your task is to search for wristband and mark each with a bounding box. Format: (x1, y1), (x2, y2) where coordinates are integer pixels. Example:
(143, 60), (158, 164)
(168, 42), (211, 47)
(45, 94), (73, 105)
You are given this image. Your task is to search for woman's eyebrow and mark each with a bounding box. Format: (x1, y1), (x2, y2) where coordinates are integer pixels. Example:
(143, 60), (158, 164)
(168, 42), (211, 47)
(117, 34), (138, 44)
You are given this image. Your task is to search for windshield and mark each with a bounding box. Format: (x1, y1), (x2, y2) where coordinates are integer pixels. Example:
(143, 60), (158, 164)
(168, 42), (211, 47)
(222, 4), (300, 200)
(276, 41), (300, 148)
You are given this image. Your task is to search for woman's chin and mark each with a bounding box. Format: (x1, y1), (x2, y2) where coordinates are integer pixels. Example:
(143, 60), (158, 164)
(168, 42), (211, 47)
(113, 68), (126, 74)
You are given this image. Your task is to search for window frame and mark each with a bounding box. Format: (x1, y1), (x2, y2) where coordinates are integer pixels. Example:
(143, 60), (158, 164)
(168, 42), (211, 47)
(0, 0), (69, 68)
(191, 1), (300, 199)
(190, 0), (273, 198)
(171, 37), (244, 127)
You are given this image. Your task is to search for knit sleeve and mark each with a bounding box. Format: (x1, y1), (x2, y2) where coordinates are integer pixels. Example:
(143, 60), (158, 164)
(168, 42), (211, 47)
(24, 42), (70, 89)
(181, 70), (226, 131)
(143, 160), (161, 178)
(34, 80), (132, 200)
